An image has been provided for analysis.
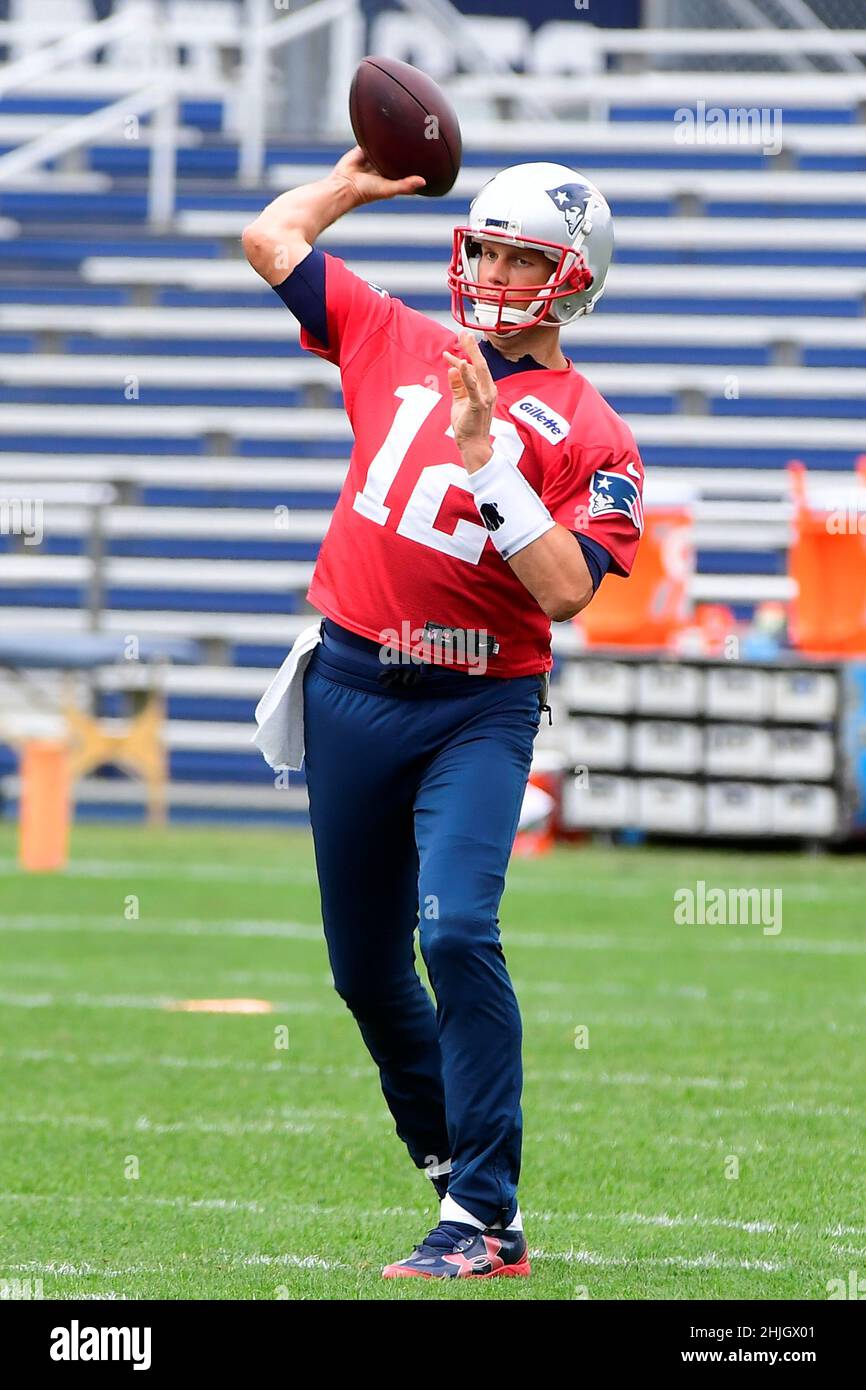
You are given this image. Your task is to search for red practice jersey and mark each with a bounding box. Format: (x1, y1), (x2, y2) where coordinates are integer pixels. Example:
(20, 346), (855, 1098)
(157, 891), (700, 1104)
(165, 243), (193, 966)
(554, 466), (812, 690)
(277, 249), (644, 677)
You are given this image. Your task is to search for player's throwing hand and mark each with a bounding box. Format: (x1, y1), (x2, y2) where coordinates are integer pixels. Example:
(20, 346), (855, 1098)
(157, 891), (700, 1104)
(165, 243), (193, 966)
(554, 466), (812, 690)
(332, 145), (426, 207)
(443, 331), (497, 472)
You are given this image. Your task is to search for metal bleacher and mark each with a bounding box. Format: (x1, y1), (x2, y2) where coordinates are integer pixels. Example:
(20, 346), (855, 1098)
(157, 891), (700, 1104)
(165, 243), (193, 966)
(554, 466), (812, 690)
(1, 8), (865, 822)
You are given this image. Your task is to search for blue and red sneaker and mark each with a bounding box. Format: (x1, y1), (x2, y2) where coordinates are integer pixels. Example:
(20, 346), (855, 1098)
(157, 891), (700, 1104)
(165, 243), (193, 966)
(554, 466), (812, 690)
(382, 1221), (531, 1279)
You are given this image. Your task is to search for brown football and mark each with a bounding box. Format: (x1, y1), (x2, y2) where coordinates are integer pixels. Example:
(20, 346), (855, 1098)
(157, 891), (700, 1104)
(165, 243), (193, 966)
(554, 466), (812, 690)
(349, 55), (462, 198)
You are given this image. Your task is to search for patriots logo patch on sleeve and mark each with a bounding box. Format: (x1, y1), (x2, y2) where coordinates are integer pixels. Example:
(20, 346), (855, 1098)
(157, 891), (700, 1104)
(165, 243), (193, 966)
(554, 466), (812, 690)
(545, 183), (591, 238)
(587, 468), (644, 533)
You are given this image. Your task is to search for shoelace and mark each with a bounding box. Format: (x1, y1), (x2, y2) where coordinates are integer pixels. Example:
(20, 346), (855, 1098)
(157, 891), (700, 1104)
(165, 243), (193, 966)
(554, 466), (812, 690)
(413, 1221), (478, 1254)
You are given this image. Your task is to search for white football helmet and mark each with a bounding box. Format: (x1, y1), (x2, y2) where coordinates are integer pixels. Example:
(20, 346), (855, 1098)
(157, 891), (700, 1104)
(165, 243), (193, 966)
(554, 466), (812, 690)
(448, 161), (614, 333)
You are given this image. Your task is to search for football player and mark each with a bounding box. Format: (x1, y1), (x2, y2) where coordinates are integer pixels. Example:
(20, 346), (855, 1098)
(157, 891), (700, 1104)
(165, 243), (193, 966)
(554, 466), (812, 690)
(243, 148), (644, 1279)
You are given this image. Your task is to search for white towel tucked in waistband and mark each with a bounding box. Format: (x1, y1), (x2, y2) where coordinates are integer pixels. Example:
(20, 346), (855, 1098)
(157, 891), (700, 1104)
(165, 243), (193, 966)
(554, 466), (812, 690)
(251, 619), (323, 771)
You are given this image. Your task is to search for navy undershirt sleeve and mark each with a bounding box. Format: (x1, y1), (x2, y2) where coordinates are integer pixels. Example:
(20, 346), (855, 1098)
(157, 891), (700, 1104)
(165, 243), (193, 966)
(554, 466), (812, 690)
(272, 246), (329, 349)
(573, 533), (611, 592)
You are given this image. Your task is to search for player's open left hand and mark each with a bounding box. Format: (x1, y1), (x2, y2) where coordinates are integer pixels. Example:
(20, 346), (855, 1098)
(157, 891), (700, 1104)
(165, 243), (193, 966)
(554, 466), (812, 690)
(443, 331), (497, 472)
(332, 146), (426, 207)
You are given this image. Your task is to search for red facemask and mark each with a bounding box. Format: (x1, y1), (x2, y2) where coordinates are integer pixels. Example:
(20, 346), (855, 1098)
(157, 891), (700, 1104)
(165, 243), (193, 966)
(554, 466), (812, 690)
(448, 226), (594, 334)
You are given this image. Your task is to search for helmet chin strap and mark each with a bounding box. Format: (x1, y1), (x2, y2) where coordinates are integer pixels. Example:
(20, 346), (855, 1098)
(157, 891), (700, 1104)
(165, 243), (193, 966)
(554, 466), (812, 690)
(472, 294), (563, 332)
(473, 303), (552, 330)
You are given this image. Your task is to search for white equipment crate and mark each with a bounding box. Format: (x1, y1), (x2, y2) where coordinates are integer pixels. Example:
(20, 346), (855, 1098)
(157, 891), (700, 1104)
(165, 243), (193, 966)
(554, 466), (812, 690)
(636, 662), (703, 717)
(561, 774), (635, 829)
(772, 670), (838, 724)
(705, 724), (772, 777)
(637, 779), (702, 833)
(705, 782), (772, 835)
(559, 659), (634, 713)
(705, 667), (772, 720)
(770, 784), (838, 836)
(769, 728), (835, 781)
(565, 715), (629, 770)
(632, 720), (703, 774)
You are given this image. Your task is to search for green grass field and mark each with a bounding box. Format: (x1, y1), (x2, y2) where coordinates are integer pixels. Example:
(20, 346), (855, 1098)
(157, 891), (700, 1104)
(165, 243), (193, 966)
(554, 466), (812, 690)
(0, 823), (863, 1300)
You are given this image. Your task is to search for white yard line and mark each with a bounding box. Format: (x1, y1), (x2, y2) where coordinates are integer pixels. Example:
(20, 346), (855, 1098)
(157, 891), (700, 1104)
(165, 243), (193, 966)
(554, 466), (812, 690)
(534, 1210), (786, 1235)
(6, 1260), (158, 1277)
(533, 1249), (789, 1272)
(135, 1115), (316, 1136)
(763, 1101), (859, 1118)
(0, 1192), (840, 1244)
(232, 1252), (349, 1271)
(0, 856), (316, 884)
(2, 1047), (855, 1119)
(0, 1113), (112, 1130)
(0, 963), (324, 989)
(5, 1253), (350, 1277)
(2, 970), (858, 1037)
(0, 1108), (385, 1136)
(0, 962), (81, 978)
(0, 1046), (369, 1076)
(719, 937), (866, 957)
(0, 1193), (269, 1213)
(0, 1108), (819, 1151)
(525, 1068), (749, 1090)
(0, 1032), (749, 1092)
(3, 912), (863, 957)
(0, 915), (323, 941)
(1, 852), (862, 895)
(0, 988), (329, 1013)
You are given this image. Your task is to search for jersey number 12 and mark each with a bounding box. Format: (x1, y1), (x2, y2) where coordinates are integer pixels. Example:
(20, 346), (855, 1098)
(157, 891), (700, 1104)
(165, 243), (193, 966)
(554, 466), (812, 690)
(352, 383), (525, 565)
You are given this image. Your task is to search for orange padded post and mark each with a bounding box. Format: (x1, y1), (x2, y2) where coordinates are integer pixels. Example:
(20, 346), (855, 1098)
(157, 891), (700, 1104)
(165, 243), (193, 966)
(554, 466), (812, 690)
(788, 458), (866, 657)
(19, 739), (71, 872)
(577, 507), (693, 649)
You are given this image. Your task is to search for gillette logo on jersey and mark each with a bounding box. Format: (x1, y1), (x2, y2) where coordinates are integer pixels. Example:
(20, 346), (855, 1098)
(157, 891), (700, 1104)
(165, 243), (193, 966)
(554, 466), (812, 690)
(510, 395), (570, 443)
(588, 468), (644, 533)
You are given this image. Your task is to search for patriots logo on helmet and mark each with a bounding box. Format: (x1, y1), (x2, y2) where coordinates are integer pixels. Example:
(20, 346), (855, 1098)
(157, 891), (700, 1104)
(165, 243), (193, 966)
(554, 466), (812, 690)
(588, 469), (644, 533)
(545, 183), (591, 238)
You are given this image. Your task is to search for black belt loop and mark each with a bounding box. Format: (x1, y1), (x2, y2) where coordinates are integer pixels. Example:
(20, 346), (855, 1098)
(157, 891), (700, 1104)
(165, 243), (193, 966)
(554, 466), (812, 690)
(537, 672), (552, 725)
(378, 664), (425, 689)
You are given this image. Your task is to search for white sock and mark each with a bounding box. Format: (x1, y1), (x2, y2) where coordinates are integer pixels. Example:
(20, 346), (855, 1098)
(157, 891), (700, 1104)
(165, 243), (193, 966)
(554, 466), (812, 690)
(439, 1195), (485, 1230)
(489, 1205), (523, 1232)
(441, 1196), (523, 1232)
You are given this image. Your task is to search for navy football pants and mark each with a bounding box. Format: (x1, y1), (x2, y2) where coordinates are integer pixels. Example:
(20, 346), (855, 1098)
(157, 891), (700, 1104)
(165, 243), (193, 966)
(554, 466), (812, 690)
(302, 624), (542, 1228)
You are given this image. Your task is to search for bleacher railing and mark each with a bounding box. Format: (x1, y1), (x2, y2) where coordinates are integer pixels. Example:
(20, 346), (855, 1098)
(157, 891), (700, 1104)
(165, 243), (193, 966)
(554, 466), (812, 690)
(0, 3), (181, 227)
(0, 0), (366, 226)
(0, 5), (864, 229)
